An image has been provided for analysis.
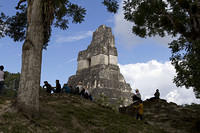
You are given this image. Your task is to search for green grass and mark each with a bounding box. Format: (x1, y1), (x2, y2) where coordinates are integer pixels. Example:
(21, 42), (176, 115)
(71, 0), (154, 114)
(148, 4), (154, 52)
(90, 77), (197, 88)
(0, 94), (166, 133)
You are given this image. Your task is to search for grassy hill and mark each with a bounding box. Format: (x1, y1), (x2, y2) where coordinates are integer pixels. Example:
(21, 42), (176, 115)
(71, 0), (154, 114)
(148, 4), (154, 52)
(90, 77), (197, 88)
(0, 90), (199, 133)
(0, 92), (166, 133)
(120, 98), (200, 133)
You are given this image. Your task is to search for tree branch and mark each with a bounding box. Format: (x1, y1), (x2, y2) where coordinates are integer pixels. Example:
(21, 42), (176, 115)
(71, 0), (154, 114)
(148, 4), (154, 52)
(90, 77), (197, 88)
(16, 0), (27, 9)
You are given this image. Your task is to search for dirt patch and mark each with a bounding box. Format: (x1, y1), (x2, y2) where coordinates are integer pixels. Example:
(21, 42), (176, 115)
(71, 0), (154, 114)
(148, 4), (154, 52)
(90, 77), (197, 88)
(0, 100), (12, 116)
(71, 116), (84, 131)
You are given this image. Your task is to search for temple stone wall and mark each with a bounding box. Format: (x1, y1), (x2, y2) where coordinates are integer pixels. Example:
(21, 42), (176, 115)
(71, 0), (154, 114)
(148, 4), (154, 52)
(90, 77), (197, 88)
(109, 55), (118, 65)
(91, 54), (108, 67)
(68, 25), (133, 106)
(77, 60), (89, 70)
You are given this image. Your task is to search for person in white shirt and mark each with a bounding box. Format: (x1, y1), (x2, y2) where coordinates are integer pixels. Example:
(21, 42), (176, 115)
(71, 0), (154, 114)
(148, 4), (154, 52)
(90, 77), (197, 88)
(76, 81), (83, 94)
(0, 65), (5, 94)
(132, 89), (141, 102)
(135, 89), (141, 99)
(84, 87), (93, 101)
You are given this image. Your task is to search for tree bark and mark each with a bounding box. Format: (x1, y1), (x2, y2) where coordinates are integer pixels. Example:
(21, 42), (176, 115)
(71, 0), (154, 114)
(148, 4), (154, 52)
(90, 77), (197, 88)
(17, 0), (44, 113)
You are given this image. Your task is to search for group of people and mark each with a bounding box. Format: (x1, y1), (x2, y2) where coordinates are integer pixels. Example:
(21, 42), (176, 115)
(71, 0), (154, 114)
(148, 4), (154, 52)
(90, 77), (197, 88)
(132, 88), (160, 120)
(42, 80), (93, 101)
(43, 80), (62, 94)
(62, 81), (92, 101)
(73, 81), (93, 101)
(1, 63), (162, 121)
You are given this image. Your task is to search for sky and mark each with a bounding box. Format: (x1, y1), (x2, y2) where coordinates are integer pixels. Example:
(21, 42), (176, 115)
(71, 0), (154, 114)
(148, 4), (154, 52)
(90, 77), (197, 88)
(0, 0), (199, 105)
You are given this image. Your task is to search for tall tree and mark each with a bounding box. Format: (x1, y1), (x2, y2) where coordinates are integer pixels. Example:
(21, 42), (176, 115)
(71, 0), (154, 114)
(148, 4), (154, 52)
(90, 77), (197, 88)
(5, 0), (87, 113)
(1, 0), (118, 114)
(123, 0), (200, 98)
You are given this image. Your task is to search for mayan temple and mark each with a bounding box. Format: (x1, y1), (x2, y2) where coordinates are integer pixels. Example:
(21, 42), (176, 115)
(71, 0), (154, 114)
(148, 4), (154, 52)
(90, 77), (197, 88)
(67, 25), (132, 106)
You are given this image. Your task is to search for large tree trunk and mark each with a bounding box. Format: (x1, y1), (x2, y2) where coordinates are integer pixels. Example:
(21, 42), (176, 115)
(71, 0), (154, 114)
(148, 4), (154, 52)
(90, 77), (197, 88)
(17, 0), (44, 113)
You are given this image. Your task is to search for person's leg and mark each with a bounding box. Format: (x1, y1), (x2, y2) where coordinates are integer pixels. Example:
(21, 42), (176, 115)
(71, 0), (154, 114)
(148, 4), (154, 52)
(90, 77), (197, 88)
(139, 114), (143, 120)
(136, 113), (139, 120)
(0, 84), (2, 94)
(89, 95), (93, 101)
(0, 81), (4, 95)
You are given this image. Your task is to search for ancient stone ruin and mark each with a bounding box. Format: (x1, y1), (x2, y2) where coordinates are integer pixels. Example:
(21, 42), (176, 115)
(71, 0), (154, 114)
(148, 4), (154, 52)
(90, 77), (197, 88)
(67, 25), (132, 106)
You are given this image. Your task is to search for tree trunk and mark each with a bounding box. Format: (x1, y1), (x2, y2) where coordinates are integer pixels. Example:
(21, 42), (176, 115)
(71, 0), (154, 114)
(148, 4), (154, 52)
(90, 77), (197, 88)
(17, 0), (44, 113)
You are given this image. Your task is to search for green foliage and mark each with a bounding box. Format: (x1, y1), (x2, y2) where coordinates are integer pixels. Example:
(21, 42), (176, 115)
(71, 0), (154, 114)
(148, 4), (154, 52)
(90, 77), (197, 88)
(5, 4), (27, 42)
(3, 0), (86, 49)
(123, 0), (200, 98)
(4, 71), (20, 90)
(0, 12), (8, 38)
(2, 0), (119, 49)
(102, 0), (119, 13)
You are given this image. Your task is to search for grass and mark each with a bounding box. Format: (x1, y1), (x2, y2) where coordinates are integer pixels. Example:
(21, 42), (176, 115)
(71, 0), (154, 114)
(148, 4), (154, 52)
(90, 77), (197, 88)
(0, 93), (166, 133)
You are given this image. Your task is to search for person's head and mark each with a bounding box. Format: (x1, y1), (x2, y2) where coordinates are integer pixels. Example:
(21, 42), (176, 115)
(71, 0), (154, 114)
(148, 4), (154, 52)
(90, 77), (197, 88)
(56, 80), (59, 84)
(44, 81), (48, 84)
(136, 89), (139, 93)
(156, 89), (159, 92)
(78, 81), (82, 85)
(0, 65), (4, 71)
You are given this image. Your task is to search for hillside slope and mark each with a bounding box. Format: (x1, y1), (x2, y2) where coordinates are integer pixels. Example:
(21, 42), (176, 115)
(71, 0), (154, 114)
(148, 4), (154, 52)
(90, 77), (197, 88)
(0, 94), (165, 133)
(120, 98), (200, 133)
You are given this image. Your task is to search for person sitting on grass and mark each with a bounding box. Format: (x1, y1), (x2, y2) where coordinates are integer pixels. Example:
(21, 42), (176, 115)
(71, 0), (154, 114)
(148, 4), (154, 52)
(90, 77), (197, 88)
(76, 81), (83, 95)
(63, 83), (71, 93)
(43, 81), (53, 94)
(84, 87), (93, 101)
(80, 86), (85, 97)
(154, 89), (160, 99)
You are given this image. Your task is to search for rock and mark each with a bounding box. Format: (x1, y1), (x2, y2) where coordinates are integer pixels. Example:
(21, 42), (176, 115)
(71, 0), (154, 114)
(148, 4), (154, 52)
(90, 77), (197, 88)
(67, 25), (132, 106)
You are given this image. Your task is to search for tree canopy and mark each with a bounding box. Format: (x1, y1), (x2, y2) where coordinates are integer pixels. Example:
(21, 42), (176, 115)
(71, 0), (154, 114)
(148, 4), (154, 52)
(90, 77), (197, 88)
(123, 0), (200, 98)
(0, 12), (7, 38)
(0, 0), (118, 47)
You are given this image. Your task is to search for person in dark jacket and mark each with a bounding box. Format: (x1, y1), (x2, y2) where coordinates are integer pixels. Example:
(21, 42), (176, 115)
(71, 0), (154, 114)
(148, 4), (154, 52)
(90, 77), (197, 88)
(43, 81), (53, 94)
(154, 89), (160, 99)
(0, 65), (5, 95)
(55, 80), (61, 93)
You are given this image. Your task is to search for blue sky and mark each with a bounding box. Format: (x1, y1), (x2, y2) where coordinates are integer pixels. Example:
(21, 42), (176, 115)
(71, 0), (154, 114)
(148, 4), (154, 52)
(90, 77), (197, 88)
(0, 0), (199, 104)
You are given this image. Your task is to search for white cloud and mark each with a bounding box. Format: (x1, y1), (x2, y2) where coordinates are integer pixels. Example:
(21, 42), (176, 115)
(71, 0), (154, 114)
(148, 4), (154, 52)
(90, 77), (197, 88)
(119, 60), (200, 105)
(55, 30), (93, 43)
(66, 58), (76, 63)
(114, 0), (174, 46)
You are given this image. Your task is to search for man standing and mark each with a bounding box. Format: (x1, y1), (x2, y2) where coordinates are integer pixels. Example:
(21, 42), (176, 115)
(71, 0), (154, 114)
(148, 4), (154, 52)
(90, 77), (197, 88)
(0, 65), (5, 94)
(134, 100), (144, 120)
(55, 80), (61, 93)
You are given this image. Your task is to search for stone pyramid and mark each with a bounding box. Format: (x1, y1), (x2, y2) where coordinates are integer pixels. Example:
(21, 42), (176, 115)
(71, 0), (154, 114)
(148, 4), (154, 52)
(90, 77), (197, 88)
(67, 25), (132, 106)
